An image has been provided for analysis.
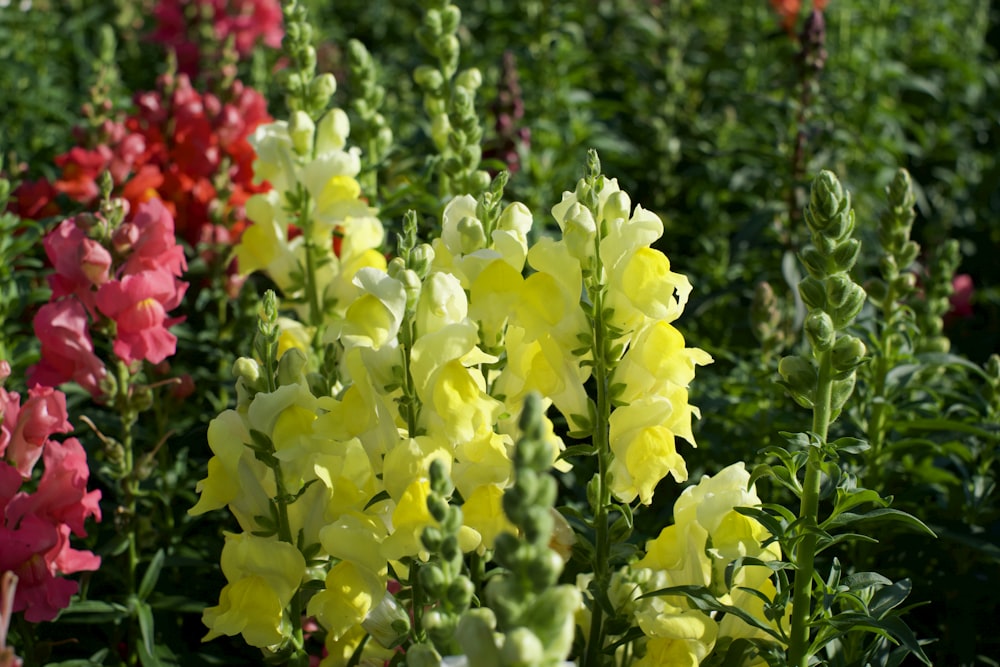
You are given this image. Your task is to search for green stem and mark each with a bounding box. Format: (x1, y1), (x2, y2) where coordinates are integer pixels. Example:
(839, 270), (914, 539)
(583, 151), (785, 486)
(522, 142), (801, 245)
(299, 191), (324, 330)
(867, 281), (896, 489)
(788, 348), (833, 667)
(584, 284), (612, 667)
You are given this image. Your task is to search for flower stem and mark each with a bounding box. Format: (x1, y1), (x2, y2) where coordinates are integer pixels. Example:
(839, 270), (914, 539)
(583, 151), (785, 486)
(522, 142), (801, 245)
(788, 348), (833, 666)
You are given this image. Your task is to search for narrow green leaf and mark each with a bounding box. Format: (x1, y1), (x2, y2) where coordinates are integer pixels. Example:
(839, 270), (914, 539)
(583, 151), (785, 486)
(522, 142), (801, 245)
(138, 549), (166, 601)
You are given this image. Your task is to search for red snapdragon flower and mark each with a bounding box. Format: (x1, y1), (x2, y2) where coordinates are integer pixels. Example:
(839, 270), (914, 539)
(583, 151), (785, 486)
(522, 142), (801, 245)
(150, 0), (283, 77)
(0, 384), (72, 479)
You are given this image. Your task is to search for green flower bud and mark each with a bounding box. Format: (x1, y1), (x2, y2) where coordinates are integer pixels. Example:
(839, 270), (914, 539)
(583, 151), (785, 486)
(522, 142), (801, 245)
(500, 628), (544, 665)
(441, 4), (461, 33)
(563, 203), (597, 265)
(805, 311), (835, 352)
(232, 357), (262, 386)
(831, 335), (866, 374)
(456, 610), (501, 667)
(404, 643), (443, 667)
(289, 110), (315, 156)
(832, 238), (861, 273)
(830, 282), (866, 328)
(469, 170), (492, 194)
(879, 255), (899, 280)
(430, 113), (451, 151)
(419, 564), (447, 593)
(456, 67), (482, 91)
(892, 272), (917, 293)
(799, 245), (829, 279)
(309, 72), (337, 109)
(899, 239), (920, 269)
(277, 347), (308, 385)
(413, 65), (445, 92)
(798, 276), (827, 311)
(410, 244), (435, 279)
(806, 170), (848, 233)
(361, 592), (410, 649)
(865, 278), (888, 307)
(778, 355), (817, 404)
(447, 577), (475, 608)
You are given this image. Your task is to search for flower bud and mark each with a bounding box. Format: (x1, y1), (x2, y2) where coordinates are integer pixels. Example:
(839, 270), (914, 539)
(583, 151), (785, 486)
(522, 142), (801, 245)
(602, 190), (631, 224)
(798, 276), (827, 311)
(562, 203), (597, 265)
(899, 240), (920, 269)
(308, 72), (337, 108)
(441, 4), (462, 33)
(799, 245), (828, 279)
(778, 355), (817, 401)
(112, 222), (140, 254)
(277, 347), (308, 386)
(457, 216), (486, 254)
(289, 111), (315, 156)
(430, 113), (451, 151)
(501, 628), (544, 665)
(316, 107), (350, 153)
(233, 356), (262, 386)
(456, 66), (481, 91)
(409, 243), (435, 278)
(831, 335), (866, 374)
(804, 310), (835, 352)
(414, 65), (445, 92)
(830, 282), (866, 328)
(361, 592), (410, 648)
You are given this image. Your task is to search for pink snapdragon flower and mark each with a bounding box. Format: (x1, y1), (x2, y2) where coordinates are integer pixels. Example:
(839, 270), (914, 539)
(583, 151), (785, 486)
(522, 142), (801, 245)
(96, 269), (188, 365)
(948, 274), (975, 321)
(28, 300), (107, 399)
(1, 366), (102, 625)
(0, 384), (72, 479)
(44, 218), (113, 313)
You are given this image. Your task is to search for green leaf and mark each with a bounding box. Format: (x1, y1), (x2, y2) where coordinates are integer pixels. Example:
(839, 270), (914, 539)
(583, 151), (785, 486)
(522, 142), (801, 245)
(822, 507), (936, 537)
(55, 599), (130, 624)
(640, 585), (784, 642)
(138, 549), (166, 601)
(135, 600), (165, 667)
(842, 571), (893, 591)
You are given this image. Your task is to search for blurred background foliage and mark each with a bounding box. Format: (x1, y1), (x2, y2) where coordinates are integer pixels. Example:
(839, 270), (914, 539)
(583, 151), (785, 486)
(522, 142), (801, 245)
(2, 0), (998, 664)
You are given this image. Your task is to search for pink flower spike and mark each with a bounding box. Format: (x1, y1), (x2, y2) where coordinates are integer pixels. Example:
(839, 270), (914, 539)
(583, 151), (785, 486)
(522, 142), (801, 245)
(28, 300), (107, 398)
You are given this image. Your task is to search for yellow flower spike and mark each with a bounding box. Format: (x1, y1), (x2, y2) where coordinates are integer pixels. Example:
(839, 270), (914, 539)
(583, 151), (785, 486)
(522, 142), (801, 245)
(190, 410), (252, 515)
(307, 561), (386, 641)
(462, 484), (516, 551)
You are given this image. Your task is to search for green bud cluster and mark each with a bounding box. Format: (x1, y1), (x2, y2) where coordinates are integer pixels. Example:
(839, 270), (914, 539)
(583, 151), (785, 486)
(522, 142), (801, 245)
(414, 0), (490, 197)
(913, 238), (962, 353)
(280, 0), (335, 119)
(418, 459), (473, 656)
(457, 394), (580, 666)
(779, 171), (866, 416)
(866, 169), (921, 330)
(347, 39), (393, 189)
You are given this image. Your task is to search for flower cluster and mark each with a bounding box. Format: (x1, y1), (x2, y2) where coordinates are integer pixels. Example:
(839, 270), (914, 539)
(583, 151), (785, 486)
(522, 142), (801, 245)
(150, 0), (284, 77)
(628, 464), (786, 665)
(0, 361), (102, 624)
(11, 71), (271, 250)
(234, 105), (386, 325)
(194, 137), (731, 664)
(28, 198), (189, 396)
